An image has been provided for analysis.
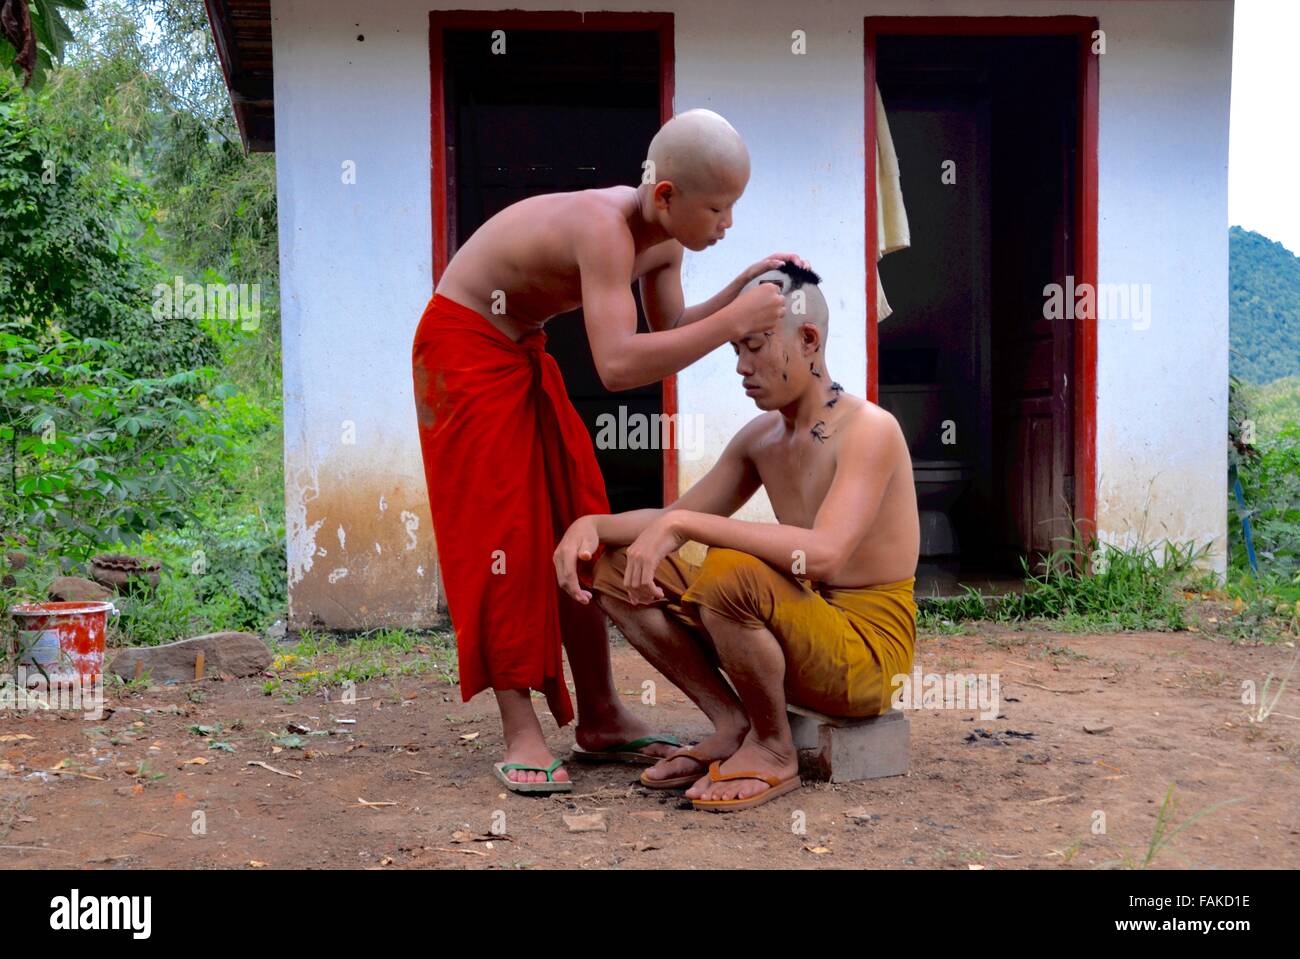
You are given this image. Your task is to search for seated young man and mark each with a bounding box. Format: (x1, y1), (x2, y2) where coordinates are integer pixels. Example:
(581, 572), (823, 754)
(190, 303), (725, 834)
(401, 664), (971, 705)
(553, 261), (920, 812)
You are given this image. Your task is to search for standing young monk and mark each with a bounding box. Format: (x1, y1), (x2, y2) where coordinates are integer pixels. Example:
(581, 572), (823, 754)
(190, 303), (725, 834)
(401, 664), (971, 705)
(412, 108), (808, 790)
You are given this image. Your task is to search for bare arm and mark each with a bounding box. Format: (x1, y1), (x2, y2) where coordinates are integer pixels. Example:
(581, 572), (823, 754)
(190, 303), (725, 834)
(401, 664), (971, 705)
(592, 427), (762, 544)
(639, 248), (814, 333)
(621, 411), (899, 601)
(639, 245), (743, 332)
(580, 227), (785, 390)
(553, 426), (762, 602)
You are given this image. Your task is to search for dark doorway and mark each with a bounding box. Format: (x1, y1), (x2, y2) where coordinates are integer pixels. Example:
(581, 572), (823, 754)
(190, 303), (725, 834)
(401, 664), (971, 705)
(440, 28), (663, 512)
(874, 35), (1078, 595)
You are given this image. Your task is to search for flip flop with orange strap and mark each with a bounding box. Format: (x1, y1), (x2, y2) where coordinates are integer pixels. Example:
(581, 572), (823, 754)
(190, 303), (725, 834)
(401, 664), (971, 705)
(690, 760), (802, 813)
(639, 746), (716, 790)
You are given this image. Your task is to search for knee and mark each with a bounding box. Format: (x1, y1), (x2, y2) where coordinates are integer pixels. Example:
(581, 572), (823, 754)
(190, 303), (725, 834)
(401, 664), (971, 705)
(688, 549), (771, 628)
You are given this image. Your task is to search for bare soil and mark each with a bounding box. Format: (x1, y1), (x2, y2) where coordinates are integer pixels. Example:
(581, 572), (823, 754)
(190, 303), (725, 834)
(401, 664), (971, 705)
(2, 601), (1297, 870)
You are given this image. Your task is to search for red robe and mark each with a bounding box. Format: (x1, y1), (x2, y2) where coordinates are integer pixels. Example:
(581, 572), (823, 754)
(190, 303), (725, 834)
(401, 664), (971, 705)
(411, 293), (609, 727)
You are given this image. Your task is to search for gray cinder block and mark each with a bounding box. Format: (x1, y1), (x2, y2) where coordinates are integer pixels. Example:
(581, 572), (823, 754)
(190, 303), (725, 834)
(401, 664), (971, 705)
(787, 703), (910, 782)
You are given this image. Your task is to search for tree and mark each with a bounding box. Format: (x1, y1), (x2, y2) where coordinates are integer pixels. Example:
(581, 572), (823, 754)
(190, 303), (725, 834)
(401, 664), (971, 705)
(1, 0), (84, 90)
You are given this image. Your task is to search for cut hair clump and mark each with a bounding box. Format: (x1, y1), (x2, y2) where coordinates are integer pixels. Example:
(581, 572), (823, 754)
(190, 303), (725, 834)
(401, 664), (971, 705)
(777, 261), (822, 290)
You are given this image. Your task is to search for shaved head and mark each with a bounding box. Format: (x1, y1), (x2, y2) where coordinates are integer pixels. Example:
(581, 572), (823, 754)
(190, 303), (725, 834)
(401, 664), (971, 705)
(646, 108), (750, 194)
(742, 261), (829, 336)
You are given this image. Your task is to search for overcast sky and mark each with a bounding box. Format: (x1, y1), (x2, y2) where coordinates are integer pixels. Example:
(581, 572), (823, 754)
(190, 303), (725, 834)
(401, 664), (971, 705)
(1230, 0), (1299, 254)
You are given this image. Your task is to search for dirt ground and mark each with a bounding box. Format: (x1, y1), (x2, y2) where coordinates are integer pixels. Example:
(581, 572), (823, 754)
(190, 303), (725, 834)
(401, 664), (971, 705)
(2, 602), (1297, 870)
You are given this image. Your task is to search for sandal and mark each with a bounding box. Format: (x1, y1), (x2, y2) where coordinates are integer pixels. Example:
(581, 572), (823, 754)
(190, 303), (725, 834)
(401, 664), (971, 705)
(639, 746), (714, 790)
(493, 759), (573, 794)
(570, 734), (681, 766)
(690, 760), (801, 812)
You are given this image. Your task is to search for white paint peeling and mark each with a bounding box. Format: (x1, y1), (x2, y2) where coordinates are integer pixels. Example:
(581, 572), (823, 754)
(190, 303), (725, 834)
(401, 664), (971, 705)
(286, 462), (325, 589)
(327, 567), (349, 584)
(337, 524), (347, 550)
(400, 510), (419, 550)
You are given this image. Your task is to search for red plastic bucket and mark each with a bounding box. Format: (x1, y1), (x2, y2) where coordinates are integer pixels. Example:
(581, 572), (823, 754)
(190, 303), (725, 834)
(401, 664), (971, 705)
(9, 601), (115, 683)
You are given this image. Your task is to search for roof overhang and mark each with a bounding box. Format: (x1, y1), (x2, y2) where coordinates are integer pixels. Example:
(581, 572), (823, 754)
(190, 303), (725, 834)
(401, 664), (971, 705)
(204, 0), (274, 152)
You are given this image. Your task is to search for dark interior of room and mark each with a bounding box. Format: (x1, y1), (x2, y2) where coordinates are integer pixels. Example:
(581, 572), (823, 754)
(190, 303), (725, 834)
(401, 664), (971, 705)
(876, 35), (1078, 594)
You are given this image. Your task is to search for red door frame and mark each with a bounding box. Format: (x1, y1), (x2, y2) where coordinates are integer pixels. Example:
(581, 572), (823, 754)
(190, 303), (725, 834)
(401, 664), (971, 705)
(429, 10), (680, 505)
(864, 15), (1099, 544)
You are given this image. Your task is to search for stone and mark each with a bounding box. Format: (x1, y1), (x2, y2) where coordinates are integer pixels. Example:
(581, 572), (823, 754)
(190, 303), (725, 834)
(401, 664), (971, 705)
(47, 576), (114, 602)
(563, 812), (607, 833)
(788, 704), (910, 783)
(108, 632), (272, 683)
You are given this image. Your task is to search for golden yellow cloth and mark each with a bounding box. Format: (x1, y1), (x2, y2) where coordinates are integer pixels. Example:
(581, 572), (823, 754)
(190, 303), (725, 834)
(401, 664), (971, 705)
(592, 546), (917, 717)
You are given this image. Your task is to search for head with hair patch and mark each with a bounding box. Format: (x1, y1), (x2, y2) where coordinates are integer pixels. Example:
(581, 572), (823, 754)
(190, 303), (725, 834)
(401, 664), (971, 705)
(732, 260), (833, 410)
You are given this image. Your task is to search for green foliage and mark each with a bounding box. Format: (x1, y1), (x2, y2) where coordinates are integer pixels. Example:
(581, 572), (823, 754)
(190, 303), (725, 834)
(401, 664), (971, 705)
(0, 2), (286, 646)
(139, 508), (286, 634)
(0, 319), (230, 559)
(0, 70), (219, 378)
(1230, 226), (1300, 384)
(1227, 375), (1300, 588)
(1234, 374), (1300, 448)
(920, 520), (1204, 633)
(105, 562), (244, 647)
(0, 1), (84, 91)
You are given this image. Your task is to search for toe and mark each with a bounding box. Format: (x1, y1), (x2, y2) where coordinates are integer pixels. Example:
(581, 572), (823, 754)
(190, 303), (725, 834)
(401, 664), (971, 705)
(684, 773), (711, 799)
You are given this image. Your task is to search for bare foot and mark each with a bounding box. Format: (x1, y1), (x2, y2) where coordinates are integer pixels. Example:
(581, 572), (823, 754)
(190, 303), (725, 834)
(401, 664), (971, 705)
(641, 724), (748, 784)
(574, 709), (684, 762)
(684, 734), (797, 802)
(501, 741), (570, 785)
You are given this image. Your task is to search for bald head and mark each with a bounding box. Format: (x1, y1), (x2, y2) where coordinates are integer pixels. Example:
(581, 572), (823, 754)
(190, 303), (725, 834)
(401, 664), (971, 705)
(741, 261), (829, 336)
(646, 108), (750, 195)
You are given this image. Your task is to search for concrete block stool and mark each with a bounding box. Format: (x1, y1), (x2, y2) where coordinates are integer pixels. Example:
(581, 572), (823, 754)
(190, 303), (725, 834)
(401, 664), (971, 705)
(787, 703), (910, 783)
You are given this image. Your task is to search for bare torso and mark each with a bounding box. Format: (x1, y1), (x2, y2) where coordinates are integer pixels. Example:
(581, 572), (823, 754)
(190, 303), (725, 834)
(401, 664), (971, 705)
(435, 186), (675, 341)
(744, 395), (920, 586)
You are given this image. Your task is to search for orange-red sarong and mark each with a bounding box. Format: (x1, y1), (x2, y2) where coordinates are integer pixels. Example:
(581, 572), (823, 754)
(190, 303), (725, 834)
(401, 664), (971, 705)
(411, 293), (609, 727)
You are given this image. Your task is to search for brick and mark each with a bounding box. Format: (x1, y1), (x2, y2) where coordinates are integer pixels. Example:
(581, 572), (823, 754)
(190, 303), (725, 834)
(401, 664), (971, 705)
(788, 703), (909, 782)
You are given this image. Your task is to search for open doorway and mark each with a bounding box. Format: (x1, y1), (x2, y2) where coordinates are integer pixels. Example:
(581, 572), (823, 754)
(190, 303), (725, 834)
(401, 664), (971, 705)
(433, 15), (672, 512)
(869, 29), (1091, 597)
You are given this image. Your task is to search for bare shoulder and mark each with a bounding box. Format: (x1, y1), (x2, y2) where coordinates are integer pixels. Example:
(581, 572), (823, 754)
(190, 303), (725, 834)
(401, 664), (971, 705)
(730, 410), (783, 456)
(568, 190), (632, 238)
(837, 395), (907, 454)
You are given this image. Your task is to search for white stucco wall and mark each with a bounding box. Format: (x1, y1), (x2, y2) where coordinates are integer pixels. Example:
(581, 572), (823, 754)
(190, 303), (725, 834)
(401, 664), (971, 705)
(270, 0), (1232, 628)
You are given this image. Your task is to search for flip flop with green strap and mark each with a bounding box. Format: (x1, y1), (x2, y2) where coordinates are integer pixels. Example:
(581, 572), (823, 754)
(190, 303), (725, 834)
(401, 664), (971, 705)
(569, 734), (682, 766)
(493, 759), (573, 794)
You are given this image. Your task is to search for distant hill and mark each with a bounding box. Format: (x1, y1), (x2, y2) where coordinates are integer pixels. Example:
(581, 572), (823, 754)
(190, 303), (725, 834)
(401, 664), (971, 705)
(1230, 226), (1300, 384)
(1236, 375), (1300, 438)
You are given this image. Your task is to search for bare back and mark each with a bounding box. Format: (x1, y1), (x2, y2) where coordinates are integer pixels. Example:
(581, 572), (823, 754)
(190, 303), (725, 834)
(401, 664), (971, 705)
(435, 186), (676, 340)
(742, 395), (919, 586)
